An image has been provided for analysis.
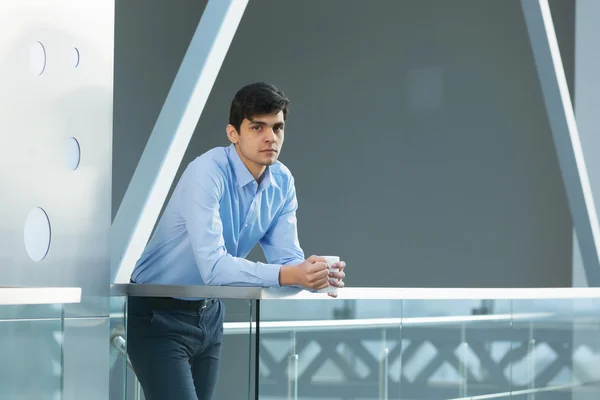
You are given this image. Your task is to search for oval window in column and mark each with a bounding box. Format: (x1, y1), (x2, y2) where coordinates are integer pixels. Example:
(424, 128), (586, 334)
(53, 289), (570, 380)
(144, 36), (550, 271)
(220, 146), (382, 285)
(30, 41), (47, 75)
(72, 47), (80, 68)
(66, 137), (81, 170)
(24, 207), (52, 262)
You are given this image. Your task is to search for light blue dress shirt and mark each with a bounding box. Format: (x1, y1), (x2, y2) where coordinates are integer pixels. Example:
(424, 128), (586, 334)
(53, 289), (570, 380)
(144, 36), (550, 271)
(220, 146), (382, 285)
(131, 144), (306, 287)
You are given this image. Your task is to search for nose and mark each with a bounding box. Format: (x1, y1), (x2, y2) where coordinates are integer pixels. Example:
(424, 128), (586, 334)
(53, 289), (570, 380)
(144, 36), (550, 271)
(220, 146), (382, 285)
(264, 128), (276, 142)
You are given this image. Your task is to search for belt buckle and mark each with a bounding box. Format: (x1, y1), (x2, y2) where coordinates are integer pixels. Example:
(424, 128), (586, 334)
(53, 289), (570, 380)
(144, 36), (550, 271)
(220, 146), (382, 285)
(201, 300), (208, 309)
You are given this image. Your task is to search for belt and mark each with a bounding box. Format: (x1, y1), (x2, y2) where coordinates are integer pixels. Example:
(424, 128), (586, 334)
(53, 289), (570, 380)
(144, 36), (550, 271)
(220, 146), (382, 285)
(129, 279), (216, 310)
(145, 296), (217, 311)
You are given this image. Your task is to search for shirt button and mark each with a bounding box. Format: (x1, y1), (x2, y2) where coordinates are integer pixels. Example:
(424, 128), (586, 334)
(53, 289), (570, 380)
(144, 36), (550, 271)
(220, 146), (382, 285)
(244, 224), (248, 227)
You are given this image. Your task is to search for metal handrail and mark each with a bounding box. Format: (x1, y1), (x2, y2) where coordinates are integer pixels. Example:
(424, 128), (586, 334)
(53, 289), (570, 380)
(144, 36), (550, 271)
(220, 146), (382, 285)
(109, 311), (563, 337)
(110, 328), (132, 370)
(219, 312), (557, 334)
(110, 283), (600, 300)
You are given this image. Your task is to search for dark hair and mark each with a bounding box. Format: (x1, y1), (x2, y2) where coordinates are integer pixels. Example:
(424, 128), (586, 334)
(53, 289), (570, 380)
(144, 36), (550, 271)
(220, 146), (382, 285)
(229, 82), (290, 132)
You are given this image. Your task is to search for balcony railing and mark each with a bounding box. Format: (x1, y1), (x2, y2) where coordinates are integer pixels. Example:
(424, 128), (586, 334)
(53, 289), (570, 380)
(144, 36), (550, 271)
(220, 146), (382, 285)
(109, 285), (600, 400)
(0, 286), (82, 399)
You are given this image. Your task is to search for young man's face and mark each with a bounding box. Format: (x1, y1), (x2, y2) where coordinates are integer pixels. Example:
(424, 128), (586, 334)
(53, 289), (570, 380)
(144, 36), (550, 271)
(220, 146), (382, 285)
(227, 111), (285, 175)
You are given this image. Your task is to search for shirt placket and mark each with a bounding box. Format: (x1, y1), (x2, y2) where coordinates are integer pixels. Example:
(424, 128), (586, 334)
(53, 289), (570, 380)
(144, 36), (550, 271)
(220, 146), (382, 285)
(241, 182), (260, 232)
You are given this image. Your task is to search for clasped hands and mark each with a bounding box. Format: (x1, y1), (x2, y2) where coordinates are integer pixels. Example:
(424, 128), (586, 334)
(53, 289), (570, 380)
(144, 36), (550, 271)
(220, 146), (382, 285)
(280, 255), (346, 298)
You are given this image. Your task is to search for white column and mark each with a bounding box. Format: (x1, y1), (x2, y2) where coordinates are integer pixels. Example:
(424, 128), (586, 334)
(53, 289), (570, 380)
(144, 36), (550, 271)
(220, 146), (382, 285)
(521, 0), (600, 286)
(573, 0), (600, 287)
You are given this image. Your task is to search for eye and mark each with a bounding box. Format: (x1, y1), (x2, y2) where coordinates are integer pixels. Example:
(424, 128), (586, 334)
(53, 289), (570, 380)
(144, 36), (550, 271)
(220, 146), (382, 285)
(251, 125), (262, 131)
(274, 126), (284, 133)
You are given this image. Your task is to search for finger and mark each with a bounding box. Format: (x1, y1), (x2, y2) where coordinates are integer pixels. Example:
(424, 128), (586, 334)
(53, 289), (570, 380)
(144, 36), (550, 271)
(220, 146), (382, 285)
(311, 268), (329, 281)
(310, 262), (329, 272)
(330, 280), (345, 288)
(331, 261), (346, 271)
(310, 273), (329, 286)
(328, 270), (345, 280)
(315, 280), (329, 290)
(327, 292), (338, 298)
(307, 255), (327, 263)
(309, 274), (329, 290)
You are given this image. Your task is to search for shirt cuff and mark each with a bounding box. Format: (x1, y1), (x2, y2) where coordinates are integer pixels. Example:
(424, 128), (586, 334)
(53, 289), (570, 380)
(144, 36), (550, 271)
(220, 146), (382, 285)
(257, 263), (283, 288)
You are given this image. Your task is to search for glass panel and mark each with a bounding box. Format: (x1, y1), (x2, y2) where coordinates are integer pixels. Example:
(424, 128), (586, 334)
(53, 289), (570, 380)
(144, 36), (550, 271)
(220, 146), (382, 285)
(461, 299), (513, 398)
(112, 295), (253, 400)
(510, 298), (600, 400)
(401, 299), (501, 399)
(0, 303), (62, 320)
(570, 298), (600, 400)
(62, 317), (110, 400)
(218, 299), (254, 400)
(0, 304), (64, 400)
(259, 298), (403, 400)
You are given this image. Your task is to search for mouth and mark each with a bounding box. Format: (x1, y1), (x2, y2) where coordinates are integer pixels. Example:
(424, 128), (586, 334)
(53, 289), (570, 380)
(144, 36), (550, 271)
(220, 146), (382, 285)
(261, 149), (278, 154)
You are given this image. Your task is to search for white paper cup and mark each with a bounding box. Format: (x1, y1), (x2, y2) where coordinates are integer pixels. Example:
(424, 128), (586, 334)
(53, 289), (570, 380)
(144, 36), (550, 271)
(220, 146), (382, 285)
(318, 256), (340, 294)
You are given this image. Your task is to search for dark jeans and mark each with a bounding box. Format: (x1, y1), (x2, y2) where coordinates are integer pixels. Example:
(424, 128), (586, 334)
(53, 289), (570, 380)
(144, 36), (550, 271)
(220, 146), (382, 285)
(127, 296), (225, 400)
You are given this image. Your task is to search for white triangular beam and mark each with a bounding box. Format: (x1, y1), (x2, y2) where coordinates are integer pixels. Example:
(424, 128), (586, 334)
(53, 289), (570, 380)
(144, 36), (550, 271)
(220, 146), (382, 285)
(111, 0), (249, 283)
(573, 0), (600, 287)
(521, 0), (600, 285)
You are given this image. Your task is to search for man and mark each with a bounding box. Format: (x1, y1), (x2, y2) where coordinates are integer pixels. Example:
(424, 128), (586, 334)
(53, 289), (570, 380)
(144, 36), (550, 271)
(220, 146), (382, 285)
(127, 82), (347, 400)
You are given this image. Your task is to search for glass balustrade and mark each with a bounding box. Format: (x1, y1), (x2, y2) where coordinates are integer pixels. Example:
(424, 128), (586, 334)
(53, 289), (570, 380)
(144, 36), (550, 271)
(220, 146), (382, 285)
(110, 286), (600, 400)
(0, 287), (81, 400)
(109, 285), (256, 400)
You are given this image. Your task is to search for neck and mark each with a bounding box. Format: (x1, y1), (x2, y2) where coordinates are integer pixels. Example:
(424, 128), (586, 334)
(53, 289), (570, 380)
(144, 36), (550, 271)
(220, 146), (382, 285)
(234, 145), (266, 181)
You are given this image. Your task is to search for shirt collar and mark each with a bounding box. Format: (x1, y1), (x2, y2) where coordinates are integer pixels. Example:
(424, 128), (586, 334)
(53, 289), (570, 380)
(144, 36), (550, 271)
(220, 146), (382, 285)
(260, 167), (277, 192)
(227, 144), (277, 191)
(227, 144), (254, 188)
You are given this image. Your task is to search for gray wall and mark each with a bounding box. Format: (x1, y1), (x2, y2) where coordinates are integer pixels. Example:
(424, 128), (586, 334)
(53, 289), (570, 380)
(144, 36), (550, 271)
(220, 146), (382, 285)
(114, 0), (575, 289)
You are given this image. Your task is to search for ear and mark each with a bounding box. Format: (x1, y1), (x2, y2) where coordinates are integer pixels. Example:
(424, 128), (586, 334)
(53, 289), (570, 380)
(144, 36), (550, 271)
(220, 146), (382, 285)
(226, 124), (239, 144)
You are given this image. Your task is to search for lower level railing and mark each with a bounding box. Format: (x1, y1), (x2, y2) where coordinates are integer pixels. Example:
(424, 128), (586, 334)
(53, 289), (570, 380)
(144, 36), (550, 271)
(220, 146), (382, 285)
(107, 286), (600, 400)
(110, 306), (600, 399)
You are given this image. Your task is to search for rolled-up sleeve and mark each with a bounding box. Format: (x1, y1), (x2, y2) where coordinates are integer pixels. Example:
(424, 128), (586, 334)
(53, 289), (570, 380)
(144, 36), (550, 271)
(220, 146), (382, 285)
(180, 161), (283, 287)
